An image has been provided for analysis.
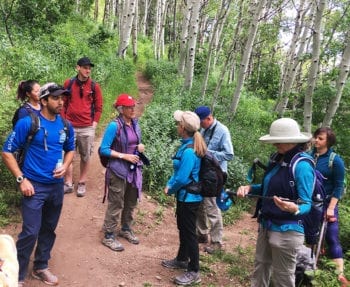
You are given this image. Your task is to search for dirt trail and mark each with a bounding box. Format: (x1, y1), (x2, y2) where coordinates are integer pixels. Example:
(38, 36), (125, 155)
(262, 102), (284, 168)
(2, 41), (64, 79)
(2, 72), (257, 287)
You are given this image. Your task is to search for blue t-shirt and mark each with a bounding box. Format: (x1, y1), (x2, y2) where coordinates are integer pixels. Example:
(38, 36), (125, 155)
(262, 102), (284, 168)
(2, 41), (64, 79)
(3, 114), (75, 183)
(17, 104), (41, 121)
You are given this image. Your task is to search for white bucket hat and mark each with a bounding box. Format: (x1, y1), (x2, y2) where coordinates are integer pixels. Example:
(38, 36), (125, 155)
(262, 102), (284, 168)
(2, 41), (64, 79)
(259, 118), (311, 143)
(174, 110), (200, 133)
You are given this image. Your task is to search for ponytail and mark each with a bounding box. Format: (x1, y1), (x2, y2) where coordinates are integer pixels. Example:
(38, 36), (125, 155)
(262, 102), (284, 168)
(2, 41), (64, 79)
(193, 131), (207, 157)
(17, 80), (39, 101)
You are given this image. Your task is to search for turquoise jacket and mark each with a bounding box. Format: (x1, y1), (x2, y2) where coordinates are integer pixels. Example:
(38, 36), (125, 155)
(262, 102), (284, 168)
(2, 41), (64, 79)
(167, 138), (203, 202)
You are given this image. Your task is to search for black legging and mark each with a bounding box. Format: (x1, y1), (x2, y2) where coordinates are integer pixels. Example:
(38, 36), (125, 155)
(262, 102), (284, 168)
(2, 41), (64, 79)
(176, 200), (201, 272)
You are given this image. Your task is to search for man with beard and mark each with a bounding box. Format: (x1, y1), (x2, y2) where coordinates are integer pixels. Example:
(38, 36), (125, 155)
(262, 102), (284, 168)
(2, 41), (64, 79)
(2, 83), (75, 286)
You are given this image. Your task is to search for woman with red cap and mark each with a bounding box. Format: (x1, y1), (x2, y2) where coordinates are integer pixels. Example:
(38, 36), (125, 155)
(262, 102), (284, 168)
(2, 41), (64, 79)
(99, 94), (145, 252)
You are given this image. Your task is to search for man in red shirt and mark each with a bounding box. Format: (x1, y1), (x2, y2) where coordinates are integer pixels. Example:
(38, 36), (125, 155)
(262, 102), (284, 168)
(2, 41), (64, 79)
(61, 57), (103, 197)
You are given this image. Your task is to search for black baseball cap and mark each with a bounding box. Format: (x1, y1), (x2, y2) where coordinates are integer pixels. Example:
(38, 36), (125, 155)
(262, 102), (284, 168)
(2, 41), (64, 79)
(77, 57), (94, 67)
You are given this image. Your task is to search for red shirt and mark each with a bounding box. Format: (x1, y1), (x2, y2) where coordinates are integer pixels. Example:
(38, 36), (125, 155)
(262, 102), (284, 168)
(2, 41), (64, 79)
(62, 77), (103, 127)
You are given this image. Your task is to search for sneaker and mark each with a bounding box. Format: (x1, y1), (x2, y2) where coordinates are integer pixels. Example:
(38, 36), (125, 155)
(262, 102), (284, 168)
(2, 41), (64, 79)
(197, 233), (209, 244)
(76, 182), (86, 197)
(118, 229), (139, 244)
(204, 242), (222, 254)
(63, 182), (74, 194)
(32, 268), (58, 286)
(102, 236), (124, 251)
(161, 258), (188, 270)
(174, 271), (201, 285)
(18, 281), (25, 287)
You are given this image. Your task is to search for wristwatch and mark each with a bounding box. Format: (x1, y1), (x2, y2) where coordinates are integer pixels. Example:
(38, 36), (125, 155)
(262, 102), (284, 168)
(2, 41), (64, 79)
(118, 153), (124, 159)
(16, 175), (25, 183)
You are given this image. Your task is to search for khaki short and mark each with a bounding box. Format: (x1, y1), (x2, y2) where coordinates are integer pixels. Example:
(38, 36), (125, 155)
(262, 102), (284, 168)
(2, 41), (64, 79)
(74, 126), (96, 162)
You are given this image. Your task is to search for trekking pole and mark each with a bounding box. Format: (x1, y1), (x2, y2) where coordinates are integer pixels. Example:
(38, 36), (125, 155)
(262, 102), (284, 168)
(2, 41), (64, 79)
(314, 217), (327, 268)
(225, 189), (307, 204)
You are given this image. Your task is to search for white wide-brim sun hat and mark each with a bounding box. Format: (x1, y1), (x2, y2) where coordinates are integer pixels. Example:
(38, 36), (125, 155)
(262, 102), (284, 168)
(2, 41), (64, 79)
(259, 118), (312, 143)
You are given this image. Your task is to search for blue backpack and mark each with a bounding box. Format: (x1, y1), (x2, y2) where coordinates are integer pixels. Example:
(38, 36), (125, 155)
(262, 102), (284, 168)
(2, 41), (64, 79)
(249, 152), (327, 245)
(289, 152), (327, 245)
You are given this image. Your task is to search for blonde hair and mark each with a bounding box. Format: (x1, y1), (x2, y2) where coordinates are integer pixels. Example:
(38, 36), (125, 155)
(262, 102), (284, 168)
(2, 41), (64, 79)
(192, 131), (207, 157)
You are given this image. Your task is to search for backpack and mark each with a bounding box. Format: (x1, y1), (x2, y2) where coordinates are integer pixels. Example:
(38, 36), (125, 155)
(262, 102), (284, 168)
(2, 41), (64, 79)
(185, 149), (227, 197)
(12, 103), (33, 128)
(328, 151), (347, 194)
(250, 152), (326, 246)
(98, 118), (122, 168)
(14, 113), (70, 168)
(66, 77), (96, 120)
(289, 152), (327, 246)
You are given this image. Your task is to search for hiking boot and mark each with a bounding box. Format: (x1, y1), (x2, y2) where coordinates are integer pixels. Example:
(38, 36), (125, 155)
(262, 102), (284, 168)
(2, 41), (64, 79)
(18, 281), (25, 287)
(197, 233), (209, 243)
(63, 183), (74, 194)
(118, 229), (139, 244)
(161, 258), (188, 270)
(204, 242), (222, 254)
(76, 182), (86, 197)
(32, 268), (58, 286)
(174, 271), (201, 285)
(102, 236), (124, 252)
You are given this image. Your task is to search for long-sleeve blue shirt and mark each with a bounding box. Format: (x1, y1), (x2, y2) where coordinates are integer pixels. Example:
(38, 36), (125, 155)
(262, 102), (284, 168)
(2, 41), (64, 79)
(166, 138), (202, 202)
(200, 119), (233, 172)
(312, 148), (345, 200)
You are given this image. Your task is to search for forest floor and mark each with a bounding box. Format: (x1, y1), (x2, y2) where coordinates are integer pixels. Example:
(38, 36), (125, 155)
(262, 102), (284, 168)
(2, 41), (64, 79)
(1, 73), (258, 287)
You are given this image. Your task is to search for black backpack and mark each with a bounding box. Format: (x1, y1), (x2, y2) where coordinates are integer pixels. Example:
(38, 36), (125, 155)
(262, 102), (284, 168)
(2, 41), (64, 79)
(185, 148), (227, 197)
(12, 103), (33, 128)
(98, 118), (121, 168)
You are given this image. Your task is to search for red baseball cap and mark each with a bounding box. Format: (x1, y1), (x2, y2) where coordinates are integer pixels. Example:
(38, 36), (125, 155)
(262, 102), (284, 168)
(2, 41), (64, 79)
(114, 94), (136, 107)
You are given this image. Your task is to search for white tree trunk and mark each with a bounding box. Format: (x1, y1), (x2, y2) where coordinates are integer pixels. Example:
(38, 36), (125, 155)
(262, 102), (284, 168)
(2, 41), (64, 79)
(322, 32), (350, 127)
(178, 2), (191, 75)
(139, 0), (149, 36)
(200, 0), (232, 100)
(117, 0), (137, 58)
(184, 0), (202, 89)
(275, 0), (310, 114)
(303, 0), (326, 133)
(132, 0), (139, 61)
(94, 0), (99, 21)
(153, 0), (167, 60)
(229, 0), (267, 115)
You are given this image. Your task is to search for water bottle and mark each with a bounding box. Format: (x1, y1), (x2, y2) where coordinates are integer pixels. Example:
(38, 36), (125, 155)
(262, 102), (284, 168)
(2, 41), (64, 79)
(56, 159), (63, 170)
(216, 189), (233, 211)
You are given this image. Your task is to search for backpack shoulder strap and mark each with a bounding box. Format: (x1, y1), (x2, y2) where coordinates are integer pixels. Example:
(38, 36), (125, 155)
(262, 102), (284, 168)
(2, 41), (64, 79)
(110, 118), (122, 151)
(328, 152), (336, 169)
(90, 80), (96, 100)
(60, 117), (70, 142)
(290, 152), (315, 178)
(27, 112), (40, 143)
(289, 152), (316, 194)
(67, 77), (75, 90)
(20, 113), (40, 165)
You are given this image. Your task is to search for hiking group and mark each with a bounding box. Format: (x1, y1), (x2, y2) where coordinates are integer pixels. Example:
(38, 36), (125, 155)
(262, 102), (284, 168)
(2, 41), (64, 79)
(0, 57), (348, 287)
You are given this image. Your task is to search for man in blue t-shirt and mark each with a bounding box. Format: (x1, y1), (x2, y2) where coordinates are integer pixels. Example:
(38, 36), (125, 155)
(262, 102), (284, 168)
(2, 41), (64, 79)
(2, 82), (75, 287)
